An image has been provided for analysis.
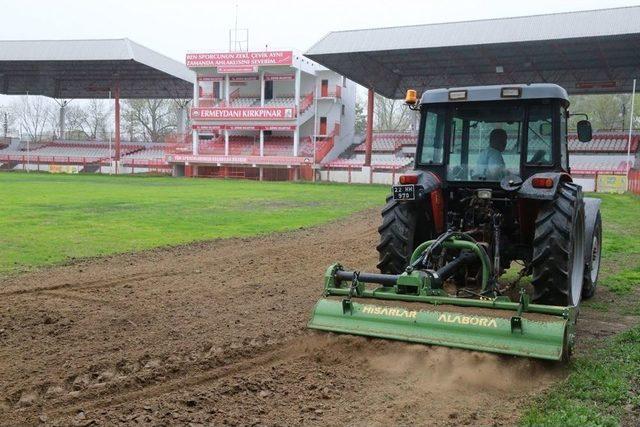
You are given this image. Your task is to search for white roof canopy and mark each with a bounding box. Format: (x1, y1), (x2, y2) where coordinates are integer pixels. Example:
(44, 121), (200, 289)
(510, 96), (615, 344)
(306, 6), (640, 98)
(0, 39), (195, 99)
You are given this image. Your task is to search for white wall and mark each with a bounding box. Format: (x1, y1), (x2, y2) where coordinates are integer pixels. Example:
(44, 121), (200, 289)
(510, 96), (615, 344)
(330, 79), (357, 162)
(573, 177), (596, 192)
(319, 167), (399, 185)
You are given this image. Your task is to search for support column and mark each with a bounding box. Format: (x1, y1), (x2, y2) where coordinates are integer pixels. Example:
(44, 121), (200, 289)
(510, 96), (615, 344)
(293, 69), (301, 158)
(260, 71), (265, 107)
(259, 130), (264, 156)
(114, 80), (121, 174)
(626, 78), (637, 190)
(225, 75), (230, 105)
(178, 105), (187, 136)
(259, 167), (263, 181)
(364, 88), (374, 167)
(192, 80), (199, 155)
(224, 130), (229, 156)
(294, 68), (301, 113)
(58, 101), (68, 140)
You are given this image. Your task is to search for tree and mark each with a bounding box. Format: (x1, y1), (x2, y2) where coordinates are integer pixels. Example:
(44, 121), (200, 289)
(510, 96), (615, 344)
(0, 106), (16, 138)
(373, 94), (413, 131)
(354, 101), (367, 134)
(569, 94), (640, 131)
(123, 99), (177, 142)
(84, 99), (112, 140)
(10, 95), (56, 142)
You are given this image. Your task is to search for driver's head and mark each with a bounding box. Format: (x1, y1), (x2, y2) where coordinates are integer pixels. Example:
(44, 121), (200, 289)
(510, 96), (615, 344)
(489, 129), (508, 152)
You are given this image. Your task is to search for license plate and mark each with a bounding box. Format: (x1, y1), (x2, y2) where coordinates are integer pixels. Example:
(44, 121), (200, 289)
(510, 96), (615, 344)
(393, 185), (415, 201)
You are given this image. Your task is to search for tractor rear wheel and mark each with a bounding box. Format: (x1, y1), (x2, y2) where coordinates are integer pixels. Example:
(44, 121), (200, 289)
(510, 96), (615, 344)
(531, 182), (585, 306)
(376, 195), (433, 274)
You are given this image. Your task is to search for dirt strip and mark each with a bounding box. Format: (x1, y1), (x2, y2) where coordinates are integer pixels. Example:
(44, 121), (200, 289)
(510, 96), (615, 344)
(0, 209), (633, 426)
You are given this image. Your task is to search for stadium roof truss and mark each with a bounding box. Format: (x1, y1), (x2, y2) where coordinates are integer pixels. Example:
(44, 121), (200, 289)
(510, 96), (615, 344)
(306, 6), (640, 98)
(0, 38), (194, 99)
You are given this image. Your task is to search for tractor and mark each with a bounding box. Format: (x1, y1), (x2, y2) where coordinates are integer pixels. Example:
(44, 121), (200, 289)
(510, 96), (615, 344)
(308, 84), (602, 360)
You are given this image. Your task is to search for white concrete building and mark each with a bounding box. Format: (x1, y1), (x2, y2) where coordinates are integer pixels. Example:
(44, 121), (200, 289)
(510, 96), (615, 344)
(168, 50), (356, 180)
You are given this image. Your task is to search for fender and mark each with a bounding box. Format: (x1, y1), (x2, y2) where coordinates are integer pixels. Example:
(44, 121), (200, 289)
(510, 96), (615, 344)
(518, 172), (573, 200)
(412, 170), (441, 195)
(411, 171), (444, 233)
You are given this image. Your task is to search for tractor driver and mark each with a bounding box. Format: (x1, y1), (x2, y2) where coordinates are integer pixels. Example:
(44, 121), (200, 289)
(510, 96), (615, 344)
(477, 128), (507, 180)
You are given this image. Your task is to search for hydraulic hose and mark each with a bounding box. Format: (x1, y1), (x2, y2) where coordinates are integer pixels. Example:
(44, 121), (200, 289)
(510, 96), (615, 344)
(410, 237), (492, 292)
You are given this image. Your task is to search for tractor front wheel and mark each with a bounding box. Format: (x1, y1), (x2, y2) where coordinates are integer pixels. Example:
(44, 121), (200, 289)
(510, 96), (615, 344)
(582, 210), (602, 299)
(531, 182), (586, 307)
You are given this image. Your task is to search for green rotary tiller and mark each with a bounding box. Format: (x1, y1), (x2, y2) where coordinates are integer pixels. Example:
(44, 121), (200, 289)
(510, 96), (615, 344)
(308, 234), (576, 361)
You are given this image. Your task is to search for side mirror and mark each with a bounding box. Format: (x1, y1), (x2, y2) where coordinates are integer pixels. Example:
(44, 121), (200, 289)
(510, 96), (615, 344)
(577, 120), (592, 142)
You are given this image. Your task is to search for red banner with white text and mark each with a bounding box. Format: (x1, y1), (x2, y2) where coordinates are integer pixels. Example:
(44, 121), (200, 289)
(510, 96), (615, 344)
(186, 51), (293, 68)
(190, 107), (296, 121)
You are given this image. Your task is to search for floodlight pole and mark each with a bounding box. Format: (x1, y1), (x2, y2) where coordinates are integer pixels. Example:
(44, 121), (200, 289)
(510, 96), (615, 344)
(312, 83), (318, 182)
(114, 79), (121, 174)
(626, 78), (636, 191)
(26, 91), (30, 173)
(108, 90), (113, 174)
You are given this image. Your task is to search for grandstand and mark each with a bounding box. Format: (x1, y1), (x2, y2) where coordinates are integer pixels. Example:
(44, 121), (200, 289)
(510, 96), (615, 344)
(569, 133), (638, 170)
(324, 132), (416, 169)
(320, 130), (639, 186)
(2, 128), (636, 185)
(0, 139), (170, 174)
(170, 50), (356, 180)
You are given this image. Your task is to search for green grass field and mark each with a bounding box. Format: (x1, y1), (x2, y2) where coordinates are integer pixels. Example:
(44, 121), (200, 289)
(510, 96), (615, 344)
(0, 173), (387, 274)
(1, 172), (639, 425)
(521, 193), (640, 427)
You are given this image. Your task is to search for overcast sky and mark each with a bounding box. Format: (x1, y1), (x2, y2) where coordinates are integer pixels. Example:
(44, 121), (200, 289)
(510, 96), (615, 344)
(1, 0), (639, 61)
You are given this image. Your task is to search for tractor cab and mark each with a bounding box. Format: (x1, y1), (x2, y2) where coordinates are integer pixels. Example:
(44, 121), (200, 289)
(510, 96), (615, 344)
(407, 84), (591, 185)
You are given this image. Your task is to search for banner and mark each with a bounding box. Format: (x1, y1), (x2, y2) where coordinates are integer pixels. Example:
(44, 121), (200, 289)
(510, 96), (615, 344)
(197, 76), (223, 82)
(192, 124), (297, 131)
(191, 107), (295, 121)
(265, 74), (295, 81)
(219, 65), (257, 74)
(186, 51), (293, 68)
(50, 165), (79, 174)
(230, 75), (259, 82)
(192, 124), (223, 132)
(171, 154), (308, 166)
(596, 174), (628, 193)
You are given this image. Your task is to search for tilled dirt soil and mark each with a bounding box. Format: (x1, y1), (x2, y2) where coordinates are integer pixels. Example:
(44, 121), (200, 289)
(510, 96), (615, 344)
(0, 209), (636, 426)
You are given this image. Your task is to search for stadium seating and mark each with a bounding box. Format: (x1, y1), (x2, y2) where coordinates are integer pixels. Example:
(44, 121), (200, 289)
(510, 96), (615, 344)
(353, 132), (416, 153)
(568, 132), (639, 153)
(328, 130), (639, 176)
(0, 141), (142, 159)
(327, 132), (417, 171)
(0, 140), (171, 171)
(230, 97), (260, 107)
(570, 156), (632, 174)
(265, 97), (296, 107)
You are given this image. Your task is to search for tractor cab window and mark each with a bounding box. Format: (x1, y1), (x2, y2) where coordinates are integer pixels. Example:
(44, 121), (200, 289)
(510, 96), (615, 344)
(448, 104), (523, 181)
(526, 104), (554, 165)
(419, 106), (446, 165)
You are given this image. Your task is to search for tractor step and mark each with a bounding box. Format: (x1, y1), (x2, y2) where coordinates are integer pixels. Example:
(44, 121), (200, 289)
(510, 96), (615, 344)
(308, 298), (571, 360)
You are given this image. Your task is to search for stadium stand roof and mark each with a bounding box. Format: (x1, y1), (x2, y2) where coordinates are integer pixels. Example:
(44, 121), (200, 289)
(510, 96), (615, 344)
(0, 38), (194, 98)
(306, 6), (640, 98)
